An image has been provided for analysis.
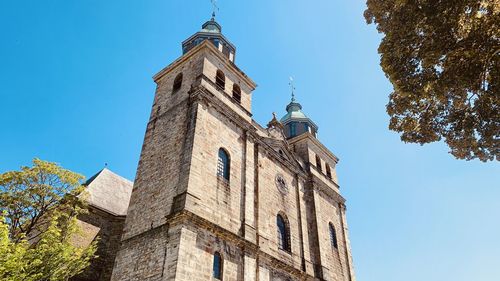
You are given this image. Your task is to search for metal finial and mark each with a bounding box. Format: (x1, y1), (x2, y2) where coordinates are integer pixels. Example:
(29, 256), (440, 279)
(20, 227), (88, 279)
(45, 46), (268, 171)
(289, 76), (296, 102)
(211, 0), (219, 20)
(104, 163), (108, 168)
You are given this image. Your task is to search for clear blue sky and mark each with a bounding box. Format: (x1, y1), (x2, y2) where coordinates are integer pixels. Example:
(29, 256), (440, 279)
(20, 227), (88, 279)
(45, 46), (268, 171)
(1, 1), (498, 280)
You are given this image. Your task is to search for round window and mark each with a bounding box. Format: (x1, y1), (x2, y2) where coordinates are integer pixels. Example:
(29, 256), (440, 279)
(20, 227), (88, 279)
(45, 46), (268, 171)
(275, 174), (288, 195)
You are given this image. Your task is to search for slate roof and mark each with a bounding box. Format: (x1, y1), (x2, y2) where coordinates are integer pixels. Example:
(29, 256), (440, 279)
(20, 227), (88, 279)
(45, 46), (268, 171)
(84, 168), (133, 217)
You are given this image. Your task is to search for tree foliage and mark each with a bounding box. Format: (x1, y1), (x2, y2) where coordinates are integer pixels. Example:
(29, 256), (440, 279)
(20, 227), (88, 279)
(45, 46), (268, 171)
(0, 158), (85, 242)
(365, 0), (499, 161)
(0, 159), (97, 281)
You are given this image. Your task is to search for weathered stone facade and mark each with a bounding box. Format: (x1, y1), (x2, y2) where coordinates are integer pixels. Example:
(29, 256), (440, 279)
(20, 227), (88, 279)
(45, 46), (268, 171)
(74, 207), (127, 281)
(72, 168), (133, 281)
(110, 17), (356, 281)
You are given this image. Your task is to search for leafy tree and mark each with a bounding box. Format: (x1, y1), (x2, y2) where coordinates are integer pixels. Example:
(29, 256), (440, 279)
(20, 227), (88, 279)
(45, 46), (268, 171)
(0, 158), (85, 241)
(364, 0), (499, 161)
(0, 159), (97, 281)
(0, 215), (27, 280)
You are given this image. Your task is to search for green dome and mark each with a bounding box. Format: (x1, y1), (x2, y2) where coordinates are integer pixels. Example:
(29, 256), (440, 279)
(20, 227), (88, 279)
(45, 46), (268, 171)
(280, 102), (308, 122)
(280, 98), (318, 139)
(201, 17), (222, 33)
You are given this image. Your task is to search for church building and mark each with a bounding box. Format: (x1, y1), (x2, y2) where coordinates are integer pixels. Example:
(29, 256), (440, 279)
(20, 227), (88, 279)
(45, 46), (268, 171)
(84, 15), (356, 281)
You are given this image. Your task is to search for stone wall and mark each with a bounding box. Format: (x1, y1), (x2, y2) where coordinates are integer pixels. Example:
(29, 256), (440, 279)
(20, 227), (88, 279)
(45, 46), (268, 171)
(256, 150), (305, 271)
(184, 102), (246, 235)
(72, 207), (126, 281)
(111, 224), (182, 281)
(120, 51), (205, 241)
(313, 185), (349, 281)
(110, 41), (355, 281)
(174, 223), (244, 281)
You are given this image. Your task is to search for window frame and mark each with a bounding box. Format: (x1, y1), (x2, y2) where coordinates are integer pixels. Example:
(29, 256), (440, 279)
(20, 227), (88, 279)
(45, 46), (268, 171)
(232, 84), (241, 104)
(172, 72), (183, 93)
(277, 213), (291, 253)
(216, 70), (226, 91)
(315, 155), (322, 173)
(325, 163), (332, 179)
(329, 222), (338, 250)
(217, 148), (230, 181)
(289, 123), (296, 137)
(213, 251), (223, 280)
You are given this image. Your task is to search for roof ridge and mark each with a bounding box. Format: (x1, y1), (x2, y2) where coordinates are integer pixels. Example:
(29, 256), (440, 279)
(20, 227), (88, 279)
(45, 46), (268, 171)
(100, 168), (134, 185)
(83, 168), (105, 186)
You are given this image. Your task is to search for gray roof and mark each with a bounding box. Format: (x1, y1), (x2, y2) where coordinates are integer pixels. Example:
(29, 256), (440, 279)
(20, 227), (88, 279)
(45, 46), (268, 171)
(84, 168), (133, 216)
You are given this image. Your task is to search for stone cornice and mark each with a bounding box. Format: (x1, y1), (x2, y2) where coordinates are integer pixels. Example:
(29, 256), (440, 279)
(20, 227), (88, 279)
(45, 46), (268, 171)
(309, 163), (340, 189)
(119, 209), (312, 279)
(308, 177), (345, 205)
(153, 40), (257, 90)
(257, 139), (308, 179)
(174, 210), (311, 280)
(198, 73), (252, 117)
(289, 132), (340, 164)
(189, 85), (308, 179)
(189, 85), (256, 133)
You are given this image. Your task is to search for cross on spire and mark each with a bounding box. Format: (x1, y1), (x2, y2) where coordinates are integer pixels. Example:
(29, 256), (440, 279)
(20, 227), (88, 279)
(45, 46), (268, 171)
(211, 0), (219, 20)
(289, 77), (296, 102)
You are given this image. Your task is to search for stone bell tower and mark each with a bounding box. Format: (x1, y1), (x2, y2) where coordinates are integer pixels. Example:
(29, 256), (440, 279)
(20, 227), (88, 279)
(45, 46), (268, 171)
(111, 14), (355, 281)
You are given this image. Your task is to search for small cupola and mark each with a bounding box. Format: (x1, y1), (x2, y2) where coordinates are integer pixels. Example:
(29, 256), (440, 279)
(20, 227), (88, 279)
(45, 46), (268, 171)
(280, 94), (318, 139)
(181, 14), (236, 62)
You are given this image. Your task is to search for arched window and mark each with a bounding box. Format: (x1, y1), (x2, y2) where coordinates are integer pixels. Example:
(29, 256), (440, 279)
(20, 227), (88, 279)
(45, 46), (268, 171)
(277, 214), (291, 252)
(216, 70), (225, 90)
(232, 84), (241, 103)
(217, 148), (230, 181)
(173, 73), (183, 93)
(213, 252), (223, 280)
(329, 223), (338, 249)
(315, 155), (322, 173)
(326, 163), (332, 179)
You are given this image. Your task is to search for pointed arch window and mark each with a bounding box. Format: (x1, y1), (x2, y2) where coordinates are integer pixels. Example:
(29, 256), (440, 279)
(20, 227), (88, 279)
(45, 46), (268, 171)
(329, 223), (338, 250)
(172, 73), (183, 93)
(216, 70), (226, 90)
(232, 84), (241, 103)
(213, 252), (223, 280)
(217, 148), (230, 181)
(277, 214), (291, 252)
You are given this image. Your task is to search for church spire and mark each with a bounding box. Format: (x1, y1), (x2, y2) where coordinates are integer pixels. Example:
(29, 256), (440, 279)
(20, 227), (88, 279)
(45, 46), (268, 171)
(289, 77), (296, 102)
(210, 0), (219, 21)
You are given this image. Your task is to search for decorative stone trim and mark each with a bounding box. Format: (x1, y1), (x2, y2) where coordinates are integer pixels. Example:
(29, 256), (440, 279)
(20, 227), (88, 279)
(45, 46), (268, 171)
(308, 177), (346, 205)
(189, 85), (308, 178)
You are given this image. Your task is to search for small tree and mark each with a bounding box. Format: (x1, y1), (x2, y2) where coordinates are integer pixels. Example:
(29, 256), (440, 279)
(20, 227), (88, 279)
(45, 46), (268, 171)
(0, 159), (97, 281)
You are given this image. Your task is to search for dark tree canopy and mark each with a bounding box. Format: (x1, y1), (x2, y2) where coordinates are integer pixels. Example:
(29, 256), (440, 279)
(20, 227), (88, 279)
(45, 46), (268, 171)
(365, 0), (499, 161)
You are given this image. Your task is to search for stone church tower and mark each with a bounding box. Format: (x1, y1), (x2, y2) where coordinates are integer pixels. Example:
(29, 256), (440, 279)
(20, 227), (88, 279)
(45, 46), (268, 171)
(111, 16), (356, 281)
